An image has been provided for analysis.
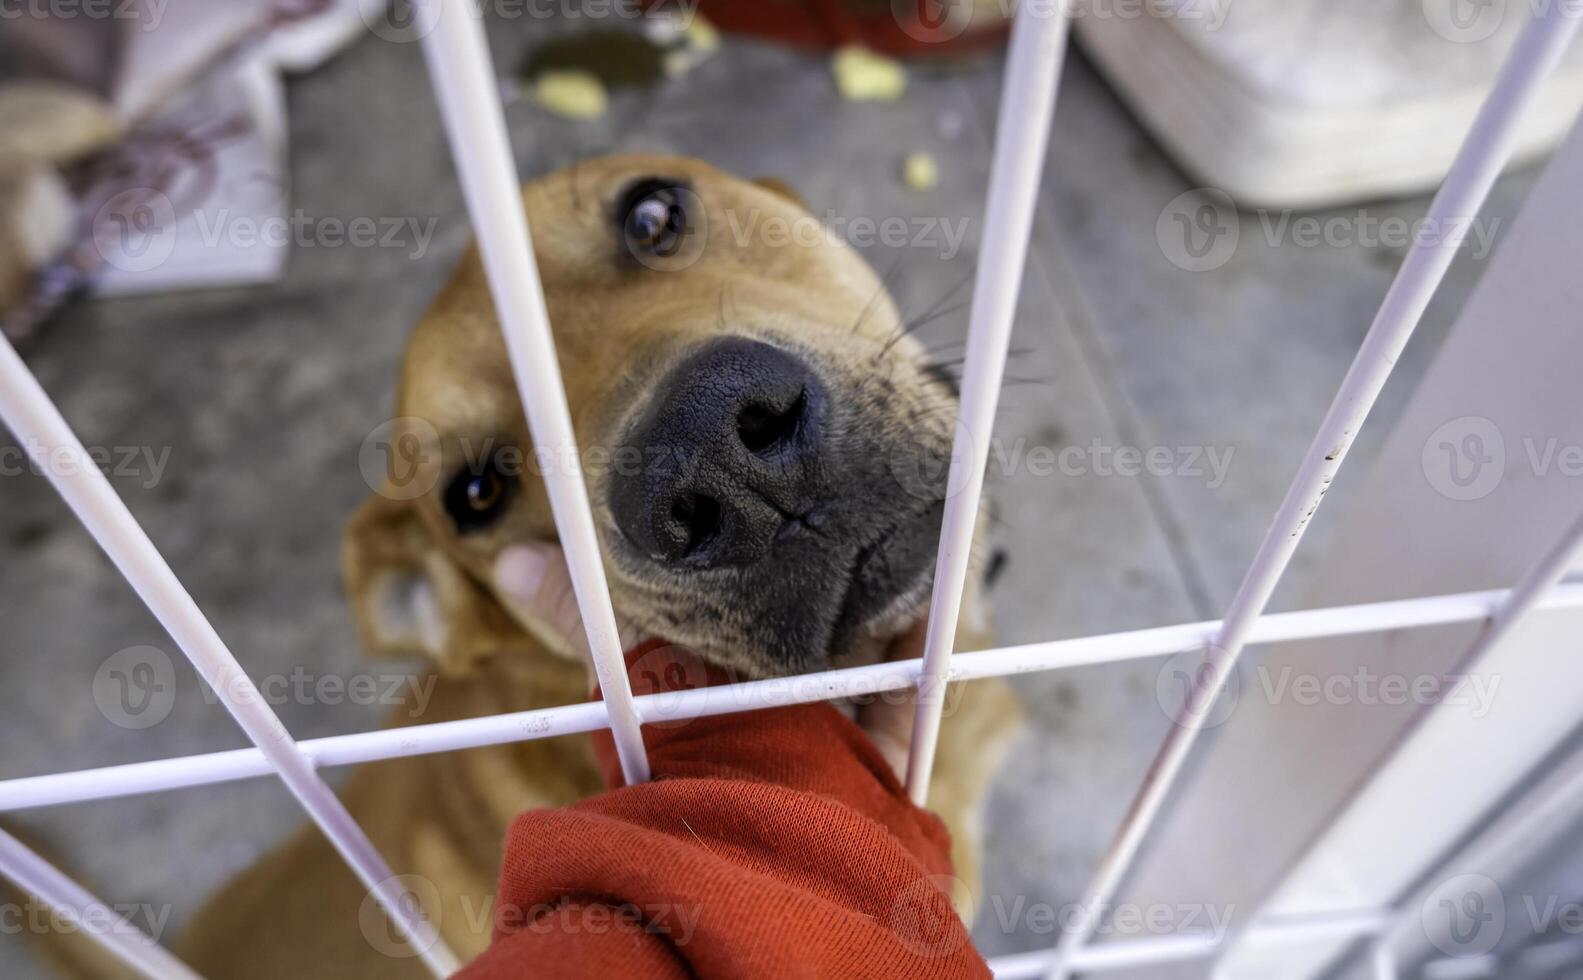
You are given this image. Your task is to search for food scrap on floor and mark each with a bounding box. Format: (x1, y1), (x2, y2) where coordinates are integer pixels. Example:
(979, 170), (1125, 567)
(530, 70), (609, 120)
(831, 45), (907, 102)
(902, 151), (938, 191)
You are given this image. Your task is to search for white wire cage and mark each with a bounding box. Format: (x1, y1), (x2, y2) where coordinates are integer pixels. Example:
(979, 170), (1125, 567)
(1, 2), (1581, 978)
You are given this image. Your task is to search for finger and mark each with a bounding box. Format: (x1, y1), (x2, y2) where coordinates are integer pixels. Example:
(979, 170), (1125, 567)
(494, 543), (593, 668)
(886, 617), (930, 663)
(494, 543), (650, 689)
(855, 618), (932, 781)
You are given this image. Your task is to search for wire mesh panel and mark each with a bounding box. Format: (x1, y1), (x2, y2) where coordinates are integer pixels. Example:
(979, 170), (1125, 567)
(0, 336), (459, 978)
(1040, 4), (1583, 977)
(0, 1), (1579, 978)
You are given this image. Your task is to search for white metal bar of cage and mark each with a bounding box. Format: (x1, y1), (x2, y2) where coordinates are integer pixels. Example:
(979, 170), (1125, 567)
(0, 336), (457, 977)
(1, 10), (1577, 980)
(413, 0), (649, 786)
(1371, 939), (1398, 980)
(1040, 6), (1583, 977)
(1321, 508), (1583, 977)
(1383, 751), (1583, 966)
(1222, 509), (1583, 976)
(1447, 508), (1583, 667)
(5, 581), (1582, 814)
(905, 0), (1070, 804)
(0, 826), (202, 980)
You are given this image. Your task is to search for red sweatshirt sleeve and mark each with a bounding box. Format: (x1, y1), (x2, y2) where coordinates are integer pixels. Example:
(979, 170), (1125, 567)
(457, 641), (990, 979)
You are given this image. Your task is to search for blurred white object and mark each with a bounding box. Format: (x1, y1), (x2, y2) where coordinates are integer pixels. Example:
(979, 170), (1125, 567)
(88, 56), (293, 296)
(0, 84), (121, 331)
(90, 0), (368, 296)
(1077, 0), (1583, 206)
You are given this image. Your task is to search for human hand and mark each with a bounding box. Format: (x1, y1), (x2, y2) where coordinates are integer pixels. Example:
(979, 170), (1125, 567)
(492, 541), (924, 777)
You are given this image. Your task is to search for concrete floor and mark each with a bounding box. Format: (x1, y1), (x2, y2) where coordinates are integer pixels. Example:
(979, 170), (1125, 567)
(0, 12), (1545, 976)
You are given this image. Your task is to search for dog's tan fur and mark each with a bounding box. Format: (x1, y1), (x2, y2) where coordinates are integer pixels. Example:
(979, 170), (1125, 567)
(25, 155), (1020, 979)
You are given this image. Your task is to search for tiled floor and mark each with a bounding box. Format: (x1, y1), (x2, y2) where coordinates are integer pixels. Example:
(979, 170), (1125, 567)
(0, 14), (1545, 975)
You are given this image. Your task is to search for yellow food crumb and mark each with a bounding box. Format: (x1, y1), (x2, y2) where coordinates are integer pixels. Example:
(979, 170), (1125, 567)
(531, 70), (607, 120)
(831, 46), (907, 103)
(665, 12), (722, 77)
(684, 14), (721, 53)
(903, 152), (938, 191)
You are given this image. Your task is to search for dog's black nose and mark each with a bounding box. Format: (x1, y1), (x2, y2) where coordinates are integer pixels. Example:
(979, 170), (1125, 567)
(610, 338), (826, 568)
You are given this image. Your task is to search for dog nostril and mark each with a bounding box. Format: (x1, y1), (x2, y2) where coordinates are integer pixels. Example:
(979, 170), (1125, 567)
(668, 492), (722, 559)
(736, 390), (806, 455)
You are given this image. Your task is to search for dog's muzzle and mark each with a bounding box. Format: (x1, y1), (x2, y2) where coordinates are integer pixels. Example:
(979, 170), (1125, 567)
(609, 337), (828, 569)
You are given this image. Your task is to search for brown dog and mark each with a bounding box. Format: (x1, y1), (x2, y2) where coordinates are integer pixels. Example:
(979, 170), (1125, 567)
(35, 154), (1021, 979)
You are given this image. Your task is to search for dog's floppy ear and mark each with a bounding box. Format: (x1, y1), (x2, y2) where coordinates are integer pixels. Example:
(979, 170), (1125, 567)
(751, 176), (808, 210)
(342, 492), (522, 675)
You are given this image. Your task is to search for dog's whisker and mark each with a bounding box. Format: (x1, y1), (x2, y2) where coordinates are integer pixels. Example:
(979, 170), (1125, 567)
(920, 344), (1034, 369)
(876, 304), (958, 361)
(874, 275), (975, 362)
(907, 270), (973, 321)
(851, 259), (905, 337)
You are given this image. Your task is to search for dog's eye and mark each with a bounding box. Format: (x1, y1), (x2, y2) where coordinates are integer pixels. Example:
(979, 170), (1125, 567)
(443, 456), (516, 533)
(618, 178), (690, 258)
